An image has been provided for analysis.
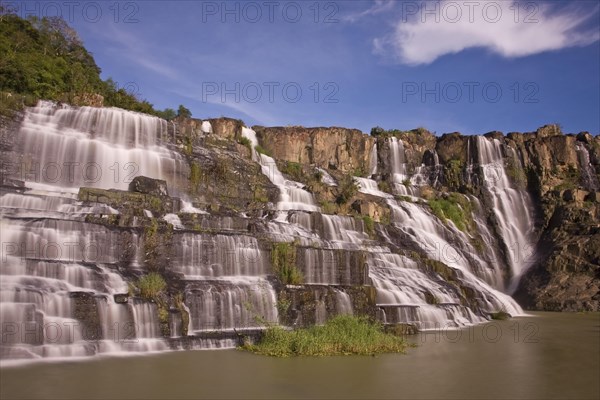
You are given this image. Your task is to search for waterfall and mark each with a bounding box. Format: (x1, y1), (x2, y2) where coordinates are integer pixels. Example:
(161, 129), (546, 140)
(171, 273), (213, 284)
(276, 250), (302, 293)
(1, 101), (537, 364)
(388, 137), (430, 196)
(185, 278), (278, 332)
(13, 101), (186, 192)
(172, 233), (270, 278)
(475, 136), (535, 287)
(354, 177), (393, 198)
(576, 142), (599, 191)
(369, 143), (378, 176)
(241, 127), (319, 211)
(334, 290), (353, 316)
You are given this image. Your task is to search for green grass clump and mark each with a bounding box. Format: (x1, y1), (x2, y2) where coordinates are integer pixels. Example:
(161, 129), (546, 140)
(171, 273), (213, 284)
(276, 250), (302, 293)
(490, 310), (511, 320)
(238, 136), (252, 151)
(241, 315), (409, 357)
(280, 161), (303, 180)
(361, 215), (374, 237)
(428, 193), (473, 232)
(0, 92), (38, 117)
(136, 272), (167, 301)
(254, 144), (272, 157)
(336, 176), (358, 204)
(378, 180), (391, 193)
(271, 242), (303, 285)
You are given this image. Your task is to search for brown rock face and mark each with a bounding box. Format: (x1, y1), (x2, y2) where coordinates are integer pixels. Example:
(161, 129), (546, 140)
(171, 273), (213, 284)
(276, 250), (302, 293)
(207, 118), (243, 141)
(436, 132), (469, 164)
(253, 126), (374, 174)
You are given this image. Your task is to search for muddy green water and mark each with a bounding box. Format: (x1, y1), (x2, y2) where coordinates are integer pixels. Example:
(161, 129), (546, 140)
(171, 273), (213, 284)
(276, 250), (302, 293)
(1, 312), (598, 399)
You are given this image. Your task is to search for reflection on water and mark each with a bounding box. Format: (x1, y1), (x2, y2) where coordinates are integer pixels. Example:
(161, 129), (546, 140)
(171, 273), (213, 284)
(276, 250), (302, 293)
(1, 312), (598, 400)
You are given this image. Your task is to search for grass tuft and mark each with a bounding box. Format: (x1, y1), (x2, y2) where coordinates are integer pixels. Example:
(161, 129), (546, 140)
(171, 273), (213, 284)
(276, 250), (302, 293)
(136, 272), (167, 301)
(241, 315), (410, 357)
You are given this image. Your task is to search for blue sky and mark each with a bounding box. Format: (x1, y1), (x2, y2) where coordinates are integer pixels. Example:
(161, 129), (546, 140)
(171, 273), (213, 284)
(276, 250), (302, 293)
(17, 0), (600, 134)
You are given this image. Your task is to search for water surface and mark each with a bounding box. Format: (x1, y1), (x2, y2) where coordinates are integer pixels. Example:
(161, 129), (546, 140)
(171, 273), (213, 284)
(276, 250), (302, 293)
(1, 312), (598, 399)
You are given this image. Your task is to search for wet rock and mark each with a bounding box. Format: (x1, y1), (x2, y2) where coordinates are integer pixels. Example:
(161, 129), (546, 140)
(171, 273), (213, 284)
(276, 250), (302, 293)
(128, 176), (169, 197)
(114, 294), (129, 304)
(70, 292), (103, 341)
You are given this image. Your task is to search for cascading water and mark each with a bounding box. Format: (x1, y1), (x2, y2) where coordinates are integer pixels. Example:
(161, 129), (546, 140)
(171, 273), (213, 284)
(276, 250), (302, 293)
(13, 101), (185, 191)
(576, 142), (599, 191)
(475, 136), (535, 288)
(241, 127), (319, 212)
(1, 101), (536, 364)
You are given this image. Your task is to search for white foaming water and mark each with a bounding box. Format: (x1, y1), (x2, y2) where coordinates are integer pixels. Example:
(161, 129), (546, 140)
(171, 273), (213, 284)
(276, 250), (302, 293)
(163, 213), (184, 230)
(388, 137), (429, 196)
(201, 121), (213, 133)
(576, 142), (599, 191)
(1, 102), (533, 363)
(476, 136), (535, 288)
(334, 290), (353, 316)
(354, 177), (393, 198)
(180, 200), (207, 214)
(317, 168), (337, 187)
(172, 233), (269, 278)
(186, 277), (278, 332)
(241, 127), (319, 211)
(369, 143), (378, 176)
(13, 101), (185, 191)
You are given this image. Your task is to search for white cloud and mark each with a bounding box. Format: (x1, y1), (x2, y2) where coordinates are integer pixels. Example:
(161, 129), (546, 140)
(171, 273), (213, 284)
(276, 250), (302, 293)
(374, 1), (599, 65)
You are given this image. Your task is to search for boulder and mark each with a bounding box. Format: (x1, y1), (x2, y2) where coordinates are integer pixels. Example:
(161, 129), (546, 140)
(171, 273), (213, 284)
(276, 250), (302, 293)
(128, 176), (169, 197)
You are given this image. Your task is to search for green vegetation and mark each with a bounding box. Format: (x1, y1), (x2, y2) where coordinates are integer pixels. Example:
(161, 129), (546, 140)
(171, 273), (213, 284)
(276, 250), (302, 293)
(0, 9), (189, 118)
(319, 201), (337, 214)
(428, 193), (473, 232)
(238, 136), (252, 151)
(370, 126), (430, 138)
(554, 165), (581, 191)
(174, 292), (190, 336)
(0, 92), (37, 117)
(271, 242), (303, 285)
(313, 170), (324, 182)
(351, 167), (367, 178)
(276, 298), (292, 317)
(241, 315), (409, 357)
(254, 144), (272, 157)
(136, 272), (167, 301)
(142, 219), (172, 271)
(280, 161), (303, 180)
(444, 159), (464, 189)
(506, 157), (527, 188)
(177, 105), (192, 119)
(402, 178), (412, 187)
(189, 162), (202, 193)
(183, 135), (194, 156)
(336, 176), (358, 205)
(490, 310), (511, 320)
(360, 215), (375, 237)
(395, 195), (413, 203)
(378, 180), (391, 193)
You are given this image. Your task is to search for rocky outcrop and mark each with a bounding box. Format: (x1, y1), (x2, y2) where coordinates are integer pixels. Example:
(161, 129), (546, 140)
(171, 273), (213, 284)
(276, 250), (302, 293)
(245, 123), (599, 312)
(253, 126), (375, 174)
(129, 176), (169, 197)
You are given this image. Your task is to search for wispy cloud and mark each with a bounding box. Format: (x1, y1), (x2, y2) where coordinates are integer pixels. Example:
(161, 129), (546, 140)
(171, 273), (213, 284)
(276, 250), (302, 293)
(86, 23), (178, 78)
(374, 1), (599, 65)
(342, 0), (395, 23)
